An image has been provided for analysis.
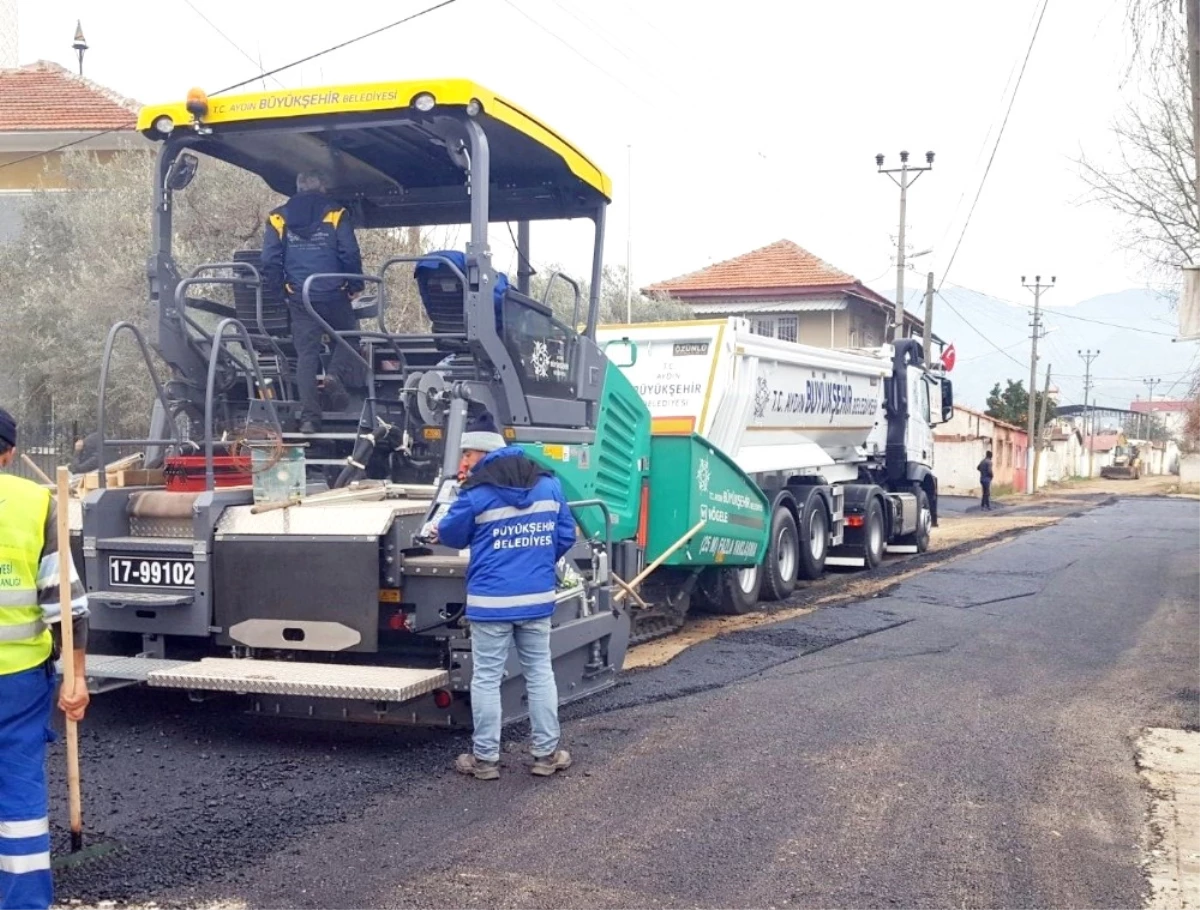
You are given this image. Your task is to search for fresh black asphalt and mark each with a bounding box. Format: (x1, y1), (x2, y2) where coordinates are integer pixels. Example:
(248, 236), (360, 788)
(50, 496), (1199, 908)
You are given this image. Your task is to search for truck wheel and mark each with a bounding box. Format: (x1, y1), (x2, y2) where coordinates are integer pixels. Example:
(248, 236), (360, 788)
(899, 487), (932, 553)
(796, 495), (829, 581)
(695, 565), (762, 615)
(762, 505), (800, 601)
(862, 498), (885, 569)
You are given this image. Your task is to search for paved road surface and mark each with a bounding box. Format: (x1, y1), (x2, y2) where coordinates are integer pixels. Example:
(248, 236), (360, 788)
(54, 497), (1199, 908)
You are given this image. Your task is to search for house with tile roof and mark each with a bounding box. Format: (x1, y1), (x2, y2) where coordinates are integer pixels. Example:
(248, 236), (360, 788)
(0, 60), (143, 240)
(643, 239), (933, 352)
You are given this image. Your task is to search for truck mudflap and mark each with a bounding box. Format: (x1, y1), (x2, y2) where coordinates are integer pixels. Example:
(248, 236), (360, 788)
(645, 433), (769, 568)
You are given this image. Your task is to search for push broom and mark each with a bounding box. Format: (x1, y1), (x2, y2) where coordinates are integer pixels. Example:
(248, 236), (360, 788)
(52, 466), (122, 871)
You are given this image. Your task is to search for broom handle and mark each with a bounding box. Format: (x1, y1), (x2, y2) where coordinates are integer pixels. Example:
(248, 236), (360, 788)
(55, 468), (83, 846)
(21, 453), (54, 486)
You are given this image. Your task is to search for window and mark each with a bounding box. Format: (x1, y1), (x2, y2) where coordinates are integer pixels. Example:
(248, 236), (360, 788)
(750, 315), (798, 342)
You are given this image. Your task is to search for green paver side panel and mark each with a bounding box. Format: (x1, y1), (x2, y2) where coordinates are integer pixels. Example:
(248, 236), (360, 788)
(646, 434), (768, 567)
(520, 360), (650, 543)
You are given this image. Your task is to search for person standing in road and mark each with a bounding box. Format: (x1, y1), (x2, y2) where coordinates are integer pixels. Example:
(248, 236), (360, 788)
(978, 449), (995, 511)
(261, 170), (365, 434)
(0, 407), (90, 910)
(430, 412), (576, 780)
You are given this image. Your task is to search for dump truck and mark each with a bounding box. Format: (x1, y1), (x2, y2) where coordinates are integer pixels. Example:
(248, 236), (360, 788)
(76, 78), (769, 725)
(1101, 435), (1142, 480)
(595, 318), (954, 612)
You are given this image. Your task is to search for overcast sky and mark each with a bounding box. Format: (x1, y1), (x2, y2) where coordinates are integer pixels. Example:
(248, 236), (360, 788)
(16, 0), (1148, 313)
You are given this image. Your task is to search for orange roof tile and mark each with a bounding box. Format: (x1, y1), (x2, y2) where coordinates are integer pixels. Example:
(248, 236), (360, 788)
(645, 239), (857, 295)
(0, 61), (139, 132)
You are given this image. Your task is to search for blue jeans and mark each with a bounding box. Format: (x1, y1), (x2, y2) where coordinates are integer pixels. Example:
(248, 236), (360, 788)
(0, 664), (54, 910)
(469, 617), (560, 762)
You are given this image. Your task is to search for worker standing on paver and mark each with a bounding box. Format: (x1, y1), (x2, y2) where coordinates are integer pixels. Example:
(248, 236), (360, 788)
(430, 413), (576, 780)
(978, 449), (995, 511)
(0, 407), (90, 910)
(261, 170), (364, 434)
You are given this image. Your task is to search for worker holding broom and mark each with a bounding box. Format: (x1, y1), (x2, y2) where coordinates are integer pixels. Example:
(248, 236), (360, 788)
(430, 412), (575, 780)
(0, 407), (90, 910)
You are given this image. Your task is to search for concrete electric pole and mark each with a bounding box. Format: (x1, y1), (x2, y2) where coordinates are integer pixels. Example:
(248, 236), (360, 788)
(1022, 275), (1054, 493)
(1078, 348), (1100, 478)
(876, 150), (934, 341)
(1032, 362), (1052, 488)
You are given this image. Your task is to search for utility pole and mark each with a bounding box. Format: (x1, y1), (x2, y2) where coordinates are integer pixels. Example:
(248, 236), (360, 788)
(1022, 275), (1054, 493)
(1143, 377), (1161, 441)
(1079, 348), (1100, 478)
(876, 150), (934, 340)
(922, 271), (935, 361)
(1032, 363), (1052, 489)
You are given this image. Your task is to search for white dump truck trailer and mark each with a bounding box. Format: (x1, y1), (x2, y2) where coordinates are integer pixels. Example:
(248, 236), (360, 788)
(596, 317), (954, 613)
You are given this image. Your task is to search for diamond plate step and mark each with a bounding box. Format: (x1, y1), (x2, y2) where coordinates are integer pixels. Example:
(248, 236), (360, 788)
(146, 658), (450, 702)
(77, 655), (193, 682)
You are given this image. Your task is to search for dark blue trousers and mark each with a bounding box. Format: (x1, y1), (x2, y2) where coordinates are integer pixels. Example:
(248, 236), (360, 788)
(0, 664), (54, 910)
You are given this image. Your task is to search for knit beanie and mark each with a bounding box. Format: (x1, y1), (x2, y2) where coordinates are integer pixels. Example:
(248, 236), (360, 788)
(459, 412), (506, 453)
(0, 407), (16, 448)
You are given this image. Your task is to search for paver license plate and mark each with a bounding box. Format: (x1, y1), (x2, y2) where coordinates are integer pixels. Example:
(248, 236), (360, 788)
(108, 556), (195, 588)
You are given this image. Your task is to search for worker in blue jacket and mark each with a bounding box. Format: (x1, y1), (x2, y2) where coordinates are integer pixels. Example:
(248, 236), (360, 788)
(431, 412), (576, 780)
(261, 170), (365, 434)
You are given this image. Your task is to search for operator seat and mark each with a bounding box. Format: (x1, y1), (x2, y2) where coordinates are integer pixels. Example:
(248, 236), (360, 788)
(414, 250), (509, 351)
(232, 249), (290, 338)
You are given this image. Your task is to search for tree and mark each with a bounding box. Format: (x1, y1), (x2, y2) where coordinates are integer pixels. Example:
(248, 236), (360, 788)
(0, 150), (436, 439)
(1079, 46), (1199, 281)
(985, 379), (1057, 428)
(530, 262), (692, 326)
(1122, 411), (1171, 442)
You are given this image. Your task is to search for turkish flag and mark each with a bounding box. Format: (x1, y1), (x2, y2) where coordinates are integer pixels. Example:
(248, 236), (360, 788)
(941, 344), (957, 372)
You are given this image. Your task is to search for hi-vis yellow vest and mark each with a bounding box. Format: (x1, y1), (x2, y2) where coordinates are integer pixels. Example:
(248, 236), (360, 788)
(0, 474), (53, 674)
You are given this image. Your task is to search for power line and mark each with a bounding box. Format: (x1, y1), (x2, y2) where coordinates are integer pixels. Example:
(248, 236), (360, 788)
(934, 0), (1044, 257)
(180, 0), (284, 89)
(498, 0), (649, 104)
(935, 291), (1028, 368)
(944, 280), (1179, 338)
(213, 0), (458, 95)
(938, 0), (1050, 291)
(0, 0), (458, 174)
(0, 124), (135, 173)
(1041, 307), (1178, 338)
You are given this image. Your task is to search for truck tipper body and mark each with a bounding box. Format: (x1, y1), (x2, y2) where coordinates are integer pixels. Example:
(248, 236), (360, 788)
(596, 318), (954, 611)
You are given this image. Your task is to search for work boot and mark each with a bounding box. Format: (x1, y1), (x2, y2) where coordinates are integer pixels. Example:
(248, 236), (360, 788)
(455, 753), (500, 781)
(321, 376), (350, 412)
(531, 749), (572, 776)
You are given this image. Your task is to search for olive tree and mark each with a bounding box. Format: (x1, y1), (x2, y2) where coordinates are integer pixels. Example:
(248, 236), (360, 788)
(0, 150), (436, 439)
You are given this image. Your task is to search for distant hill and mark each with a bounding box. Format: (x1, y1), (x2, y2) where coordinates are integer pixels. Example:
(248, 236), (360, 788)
(888, 285), (1196, 414)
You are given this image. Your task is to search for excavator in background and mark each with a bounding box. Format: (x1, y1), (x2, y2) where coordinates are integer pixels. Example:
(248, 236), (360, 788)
(1102, 434), (1143, 480)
